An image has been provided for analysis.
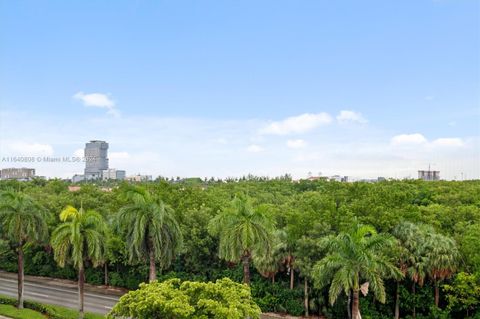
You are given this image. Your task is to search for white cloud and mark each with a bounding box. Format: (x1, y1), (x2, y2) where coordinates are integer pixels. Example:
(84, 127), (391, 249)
(7, 142), (54, 156)
(391, 134), (465, 149)
(391, 133), (428, 145)
(260, 112), (332, 135)
(73, 92), (119, 116)
(424, 96), (435, 101)
(431, 138), (465, 148)
(286, 139), (307, 149)
(336, 110), (367, 124)
(247, 144), (264, 153)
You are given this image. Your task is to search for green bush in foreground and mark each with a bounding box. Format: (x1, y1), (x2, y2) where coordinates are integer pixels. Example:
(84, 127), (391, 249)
(107, 277), (262, 319)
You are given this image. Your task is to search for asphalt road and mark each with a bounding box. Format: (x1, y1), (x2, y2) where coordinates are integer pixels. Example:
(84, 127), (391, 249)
(0, 274), (121, 315)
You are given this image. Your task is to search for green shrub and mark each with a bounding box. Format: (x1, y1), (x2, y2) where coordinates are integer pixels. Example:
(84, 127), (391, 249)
(470, 311), (480, 319)
(85, 267), (104, 285)
(107, 277), (261, 319)
(250, 278), (303, 315)
(108, 271), (123, 287)
(0, 295), (16, 305)
(0, 304), (46, 319)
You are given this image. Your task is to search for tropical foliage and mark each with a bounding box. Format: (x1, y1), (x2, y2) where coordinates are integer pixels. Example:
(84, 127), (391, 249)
(0, 178), (479, 318)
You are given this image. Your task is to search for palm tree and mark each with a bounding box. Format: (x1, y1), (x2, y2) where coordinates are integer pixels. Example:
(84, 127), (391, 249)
(51, 205), (106, 319)
(275, 230), (296, 289)
(253, 230), (286, 283)
(393, 222), (435, 318)
(392, 222), (427, 319)
(313, 222), (402, 319)
(424, 232), (459, 307)
(116, 186), (182, 282)
(208, 196), (274, 285)
(0, 190), (48, 309)
(253, 251), (280, 283)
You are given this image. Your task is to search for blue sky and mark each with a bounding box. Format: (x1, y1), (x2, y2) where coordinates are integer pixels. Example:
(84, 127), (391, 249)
(1, 0), (479, 180)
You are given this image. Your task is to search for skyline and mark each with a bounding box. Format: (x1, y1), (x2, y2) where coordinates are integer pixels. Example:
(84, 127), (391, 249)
(1, 0), (479, 180)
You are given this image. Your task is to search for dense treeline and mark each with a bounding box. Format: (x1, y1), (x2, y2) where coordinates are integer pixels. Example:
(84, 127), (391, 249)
(0, 177), (479, 318)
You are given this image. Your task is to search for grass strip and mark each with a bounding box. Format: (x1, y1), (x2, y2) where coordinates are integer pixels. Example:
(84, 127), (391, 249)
(0, 295), (105, 319)
(0, 304), (46, 319)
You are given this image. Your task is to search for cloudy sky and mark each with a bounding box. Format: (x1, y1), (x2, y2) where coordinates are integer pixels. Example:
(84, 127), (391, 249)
(0, 1), (479, 180)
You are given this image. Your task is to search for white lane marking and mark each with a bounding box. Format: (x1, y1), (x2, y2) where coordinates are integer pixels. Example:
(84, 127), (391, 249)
(104, 306), (112, 309)
(0, 277), (121, 301)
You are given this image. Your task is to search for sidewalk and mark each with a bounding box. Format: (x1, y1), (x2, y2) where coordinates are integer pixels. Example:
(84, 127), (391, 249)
(0, 270), (127, 296)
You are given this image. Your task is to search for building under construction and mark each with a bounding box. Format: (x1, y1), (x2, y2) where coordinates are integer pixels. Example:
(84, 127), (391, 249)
(418, 169), (440, 181)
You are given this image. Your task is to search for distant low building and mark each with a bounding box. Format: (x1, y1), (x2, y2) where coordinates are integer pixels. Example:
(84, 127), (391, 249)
(126, 174), (152, 182)
(72, 174), (85, 183)
(329, 175), (348, 182)
(68, 186), (81, 192)
(0, 168), (35, 181)
(305, 176), (328, 181)
(418, 170), (440, 181)
(101, 169), (126, 180)
(305, 175), (348, 182)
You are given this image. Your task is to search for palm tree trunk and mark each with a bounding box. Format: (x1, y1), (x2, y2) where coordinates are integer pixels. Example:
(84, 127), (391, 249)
(290, 266), (294, 289)
(17, 245), (24, 309)
(352, 290), (360, 319)
(78, 265), (85, 319)
(104, 263), (108, 286)
(242, 255), (251, 285)
(347, 290), (352, 319)
(304, 278), (309, 317)
(149, 247), (156, 282)
(394, 281), (400, 319)
(434, 279), (439, 307)
(412, 282), (416, 319)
